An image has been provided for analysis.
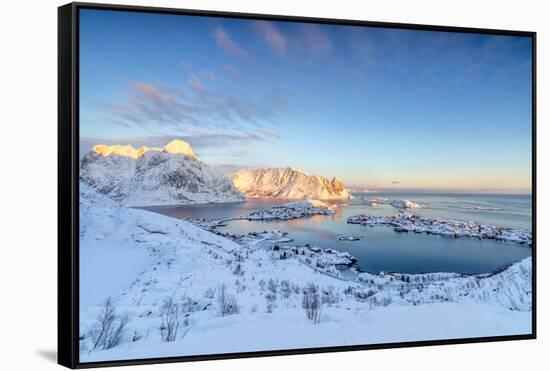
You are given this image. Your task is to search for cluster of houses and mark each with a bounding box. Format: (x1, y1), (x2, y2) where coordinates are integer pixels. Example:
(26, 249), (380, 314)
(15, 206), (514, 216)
(271, 243), (358, 274)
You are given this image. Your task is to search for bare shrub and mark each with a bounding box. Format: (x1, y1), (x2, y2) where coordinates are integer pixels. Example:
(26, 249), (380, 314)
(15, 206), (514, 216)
(233, 263), (243, 276)
(235, 253), (244, 262)
(280, 280), (291, 299)
(302, 283), (323, 324)
(104, 313), (129, 349)
(235, 279), (247, 293)
(180, 295), (196, 314)
(91, 297), (129, 350)
(381, 295), (392, 307)
(367, 293), (392, 308)
(368, 295), (379, 309)
(321, 286), (340, 307)
(217, 284), (239, 316)
(267, 279), (278, 294)
(160, 297), (179, 342)
(91, 297), (116, 350)
(354, 289), (376, 302)
(204, 287), (216, 299)
(265, 292), (277, 313)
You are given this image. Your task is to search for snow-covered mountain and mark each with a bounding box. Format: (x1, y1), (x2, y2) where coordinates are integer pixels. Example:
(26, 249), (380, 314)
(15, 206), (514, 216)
(80, 139), (244, 206)
(232, 167), (351, 200)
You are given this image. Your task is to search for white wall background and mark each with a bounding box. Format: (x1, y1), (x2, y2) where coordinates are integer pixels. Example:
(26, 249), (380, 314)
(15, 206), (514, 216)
(0, 0), (546, 369)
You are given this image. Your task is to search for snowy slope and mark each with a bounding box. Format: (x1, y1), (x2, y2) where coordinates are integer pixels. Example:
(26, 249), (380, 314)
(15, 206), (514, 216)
(80, 140), (244, 206)
(232, 167), (351, 200)
(79, 185), (532, 363)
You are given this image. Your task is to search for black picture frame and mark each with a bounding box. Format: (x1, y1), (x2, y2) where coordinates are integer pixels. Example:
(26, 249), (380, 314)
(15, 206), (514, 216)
(58, 2), (537, 369)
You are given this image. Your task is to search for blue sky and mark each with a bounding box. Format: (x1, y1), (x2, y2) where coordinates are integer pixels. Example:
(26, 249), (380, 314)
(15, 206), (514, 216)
(79, 9), (533, 193)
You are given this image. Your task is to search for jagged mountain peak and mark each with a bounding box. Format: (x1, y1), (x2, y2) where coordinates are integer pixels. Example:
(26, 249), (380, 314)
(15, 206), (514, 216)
(90, 139), (195, 160)
(232, 167), (351, 200)
(288, 166), (308, 175)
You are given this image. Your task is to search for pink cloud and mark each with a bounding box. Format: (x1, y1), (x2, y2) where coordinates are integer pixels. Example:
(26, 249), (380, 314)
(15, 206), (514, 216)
(223, 65), (239, 79)
(202, 70), (216, 81)
(130, 82), (166, 102)
(301, 24), (332, 55)
(213, 27), (248, 57)
(187, 73), (207, 93)
(255, 21), (287, 54)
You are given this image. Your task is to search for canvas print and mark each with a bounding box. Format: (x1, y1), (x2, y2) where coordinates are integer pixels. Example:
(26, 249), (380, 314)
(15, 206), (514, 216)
(78, 8), (533, 363)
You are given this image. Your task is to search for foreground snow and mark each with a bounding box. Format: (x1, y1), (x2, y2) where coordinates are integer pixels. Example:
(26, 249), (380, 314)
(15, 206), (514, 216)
(82, 302), (530, 362)
(79, 185), (532, 362)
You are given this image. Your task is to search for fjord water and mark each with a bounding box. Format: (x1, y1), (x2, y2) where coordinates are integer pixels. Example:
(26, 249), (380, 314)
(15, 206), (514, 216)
(144, 193), (532, 274)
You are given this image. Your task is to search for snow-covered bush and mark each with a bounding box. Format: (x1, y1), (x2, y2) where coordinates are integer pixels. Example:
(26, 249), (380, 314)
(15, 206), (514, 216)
(354, 289), (376, 302)
(237, 252), (247, 262)
(267, 279), (278, 294)
(280, 280), (292, 299)
(90, 297), (129, 350)
(233, 263), (244, 276)
(302, 283), (323, 324)
(204, 287), (215, 299)
(381, 295), (393, 307)
(322, 286), (340, 307)
(217, 284), (239, 316)
(344, 286), (354, 296)
(180, 295), (200, 314)
(265, 292), (277, 313)
(160, 297), (179, 342)
(235, 279), (247, 293)
(367, 294), (393, 308)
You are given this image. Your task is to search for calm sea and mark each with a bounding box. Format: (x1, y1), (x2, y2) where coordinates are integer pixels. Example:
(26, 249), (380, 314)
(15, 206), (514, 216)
(143, 193), (532, 274)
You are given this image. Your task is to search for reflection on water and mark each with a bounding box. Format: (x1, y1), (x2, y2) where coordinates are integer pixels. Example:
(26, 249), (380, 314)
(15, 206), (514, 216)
(143, 193), (532, 274)
(140, 199), (288, 220)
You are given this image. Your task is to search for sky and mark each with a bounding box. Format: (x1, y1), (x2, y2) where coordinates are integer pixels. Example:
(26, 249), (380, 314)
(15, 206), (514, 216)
(79, 9), (533, 193)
